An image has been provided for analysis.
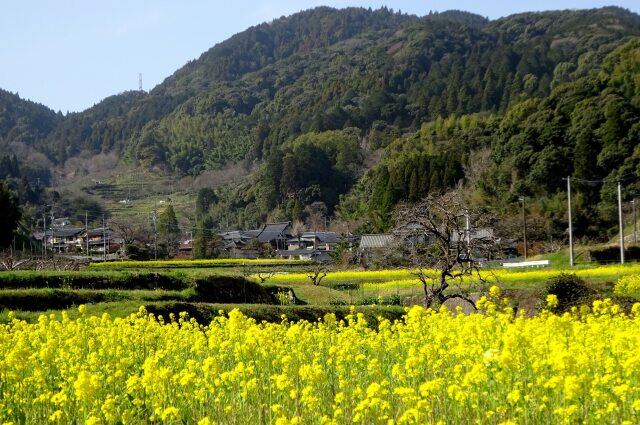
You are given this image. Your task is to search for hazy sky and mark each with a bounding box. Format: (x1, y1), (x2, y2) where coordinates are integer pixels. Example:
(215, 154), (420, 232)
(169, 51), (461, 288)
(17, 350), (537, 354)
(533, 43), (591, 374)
(1, 1), (638, 113)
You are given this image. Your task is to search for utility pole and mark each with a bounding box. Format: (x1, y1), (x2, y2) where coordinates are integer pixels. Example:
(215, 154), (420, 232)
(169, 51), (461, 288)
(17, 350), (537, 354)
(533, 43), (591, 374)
(519, 196), (528, 260)
(107, 217), (110, 259)
(566, 176), (574, 267)
(43, 212), (47, 261)
(465, 209), (471, 260)
(618, 181), (625, 264)
(633, 199), (637, 244)
(85, 210), (89, 261)
(152, 205), (158, 260)
(103, 215), (107, 262)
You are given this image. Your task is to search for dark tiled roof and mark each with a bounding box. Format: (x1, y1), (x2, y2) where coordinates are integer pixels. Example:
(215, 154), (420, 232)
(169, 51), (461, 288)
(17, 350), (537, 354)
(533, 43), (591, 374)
(257, 222), (291, 243)
(306, 231), (341, 243)
(85, 228), (113, 237)
(51, 228), (84, 237)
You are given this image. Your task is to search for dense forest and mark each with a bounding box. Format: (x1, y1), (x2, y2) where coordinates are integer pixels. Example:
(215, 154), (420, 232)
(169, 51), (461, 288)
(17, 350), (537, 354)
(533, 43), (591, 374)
(2, 6), (640, 244)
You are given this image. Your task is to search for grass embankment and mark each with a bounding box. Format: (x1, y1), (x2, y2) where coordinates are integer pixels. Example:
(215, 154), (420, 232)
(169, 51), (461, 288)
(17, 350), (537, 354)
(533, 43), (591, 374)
(5, 257), (640, 323)
(0, 266), (387, 323)
(0, 270), (190, 290)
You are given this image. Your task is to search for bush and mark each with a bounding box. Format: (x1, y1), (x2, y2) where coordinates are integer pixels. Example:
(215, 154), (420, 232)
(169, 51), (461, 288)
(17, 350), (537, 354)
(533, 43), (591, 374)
(0, 289), (109, 311)
(0, 271), (190, 291)
(544, 273), (594, 311)
(125, 244), (150, 261)
(193, 276), (275, 304)
(589, 245), (640, 263)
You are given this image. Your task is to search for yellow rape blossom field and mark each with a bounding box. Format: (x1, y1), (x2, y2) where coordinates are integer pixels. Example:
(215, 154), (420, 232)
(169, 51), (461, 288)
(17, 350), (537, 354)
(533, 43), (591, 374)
(261, 263), (640, 287)
(1, 289), (640, 424)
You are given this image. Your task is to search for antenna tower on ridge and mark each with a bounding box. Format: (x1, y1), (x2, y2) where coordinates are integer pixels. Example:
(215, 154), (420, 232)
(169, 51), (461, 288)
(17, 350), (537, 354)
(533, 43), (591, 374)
(139, 73), (143, 92)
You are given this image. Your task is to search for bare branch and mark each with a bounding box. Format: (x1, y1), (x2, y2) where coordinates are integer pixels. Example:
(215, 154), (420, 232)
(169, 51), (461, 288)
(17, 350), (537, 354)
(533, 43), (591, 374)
(256, 271), (275, 283)
(393, 188), (501, 309)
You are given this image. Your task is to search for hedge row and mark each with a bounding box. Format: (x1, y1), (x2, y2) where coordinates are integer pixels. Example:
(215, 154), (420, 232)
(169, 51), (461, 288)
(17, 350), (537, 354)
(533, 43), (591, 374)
(590, 245), (640, 263)
(0, 276), (283, 311)
(0, 271), (190, 290)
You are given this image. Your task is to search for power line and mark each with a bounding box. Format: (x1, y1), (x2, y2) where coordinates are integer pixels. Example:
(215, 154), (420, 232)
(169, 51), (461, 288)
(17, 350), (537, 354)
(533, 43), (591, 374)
(567, 172), (640, 185)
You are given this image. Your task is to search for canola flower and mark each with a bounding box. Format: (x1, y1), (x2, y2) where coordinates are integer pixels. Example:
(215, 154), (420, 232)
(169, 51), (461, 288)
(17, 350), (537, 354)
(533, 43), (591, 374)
(262, 263), (640, 288)
(255, 269), (422, 285)
(0, 296), (640, 424)
(614, 274), (640, 296)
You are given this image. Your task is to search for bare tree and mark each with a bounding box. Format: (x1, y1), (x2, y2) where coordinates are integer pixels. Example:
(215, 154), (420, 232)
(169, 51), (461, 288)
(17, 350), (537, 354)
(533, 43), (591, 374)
(109, 217), (141, 246)
(256, 271), (276, 283)
(0, 256), (33, 271)
(393, 190), (500, 309)
(305, 201), (328, 231)
(307, 262), (328, 286)
(291, 220), (306, 248)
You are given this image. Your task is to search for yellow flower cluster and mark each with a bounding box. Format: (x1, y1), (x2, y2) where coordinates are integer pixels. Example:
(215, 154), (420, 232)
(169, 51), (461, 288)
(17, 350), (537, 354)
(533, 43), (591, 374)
(0, 302), (640, 424)
(614, 274), (640, 296)
(262, 263), (640, 286)
(257, 269), (422, 284)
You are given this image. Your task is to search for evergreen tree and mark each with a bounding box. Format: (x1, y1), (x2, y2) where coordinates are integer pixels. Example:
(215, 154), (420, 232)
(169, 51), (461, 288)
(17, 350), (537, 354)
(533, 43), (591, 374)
(0, 182), (21, 248)
(193, 215), (217, 259)
(158, 205), (180, 258)
(196, 188), (218, 218)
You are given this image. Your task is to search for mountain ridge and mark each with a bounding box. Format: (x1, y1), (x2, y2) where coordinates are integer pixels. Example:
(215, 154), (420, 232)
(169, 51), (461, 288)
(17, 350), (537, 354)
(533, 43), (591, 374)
(2, 6), (640, 241)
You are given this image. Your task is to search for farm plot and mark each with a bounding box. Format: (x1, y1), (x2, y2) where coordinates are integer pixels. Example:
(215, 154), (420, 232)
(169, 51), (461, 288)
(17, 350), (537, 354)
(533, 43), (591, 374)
(0, 292), (639, 424)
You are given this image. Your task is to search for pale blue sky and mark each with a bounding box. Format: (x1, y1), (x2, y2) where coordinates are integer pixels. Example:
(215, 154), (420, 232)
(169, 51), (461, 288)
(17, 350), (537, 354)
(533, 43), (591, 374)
(1, 1), (638, 113)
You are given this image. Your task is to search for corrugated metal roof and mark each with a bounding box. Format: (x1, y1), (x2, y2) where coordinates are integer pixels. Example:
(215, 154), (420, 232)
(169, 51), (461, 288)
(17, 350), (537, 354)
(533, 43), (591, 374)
(359, 234), (394, 249)
(451, 228), (494, 242)
(288, 232), (341, 244)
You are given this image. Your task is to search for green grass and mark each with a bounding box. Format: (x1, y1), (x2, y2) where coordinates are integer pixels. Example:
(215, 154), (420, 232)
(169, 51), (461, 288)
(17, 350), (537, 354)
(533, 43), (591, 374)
(4, 257), (640, 324)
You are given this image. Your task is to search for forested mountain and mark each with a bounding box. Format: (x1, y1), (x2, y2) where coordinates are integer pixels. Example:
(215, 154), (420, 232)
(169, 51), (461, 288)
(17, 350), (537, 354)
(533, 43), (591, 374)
(2, 6), (640, 241)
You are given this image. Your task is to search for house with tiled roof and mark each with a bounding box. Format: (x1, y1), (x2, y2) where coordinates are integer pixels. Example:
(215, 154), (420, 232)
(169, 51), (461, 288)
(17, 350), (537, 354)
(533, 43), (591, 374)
(256, 222), (292, 250)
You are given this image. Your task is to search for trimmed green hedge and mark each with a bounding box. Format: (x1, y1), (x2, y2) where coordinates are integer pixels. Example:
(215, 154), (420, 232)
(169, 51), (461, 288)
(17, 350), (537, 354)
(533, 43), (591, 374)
(193, 276), (275, 304)
(0, 271), (190, 290)
(0, 275), (284, 311)
(590, 245), (640, 263)
(0, 289), (111, 311)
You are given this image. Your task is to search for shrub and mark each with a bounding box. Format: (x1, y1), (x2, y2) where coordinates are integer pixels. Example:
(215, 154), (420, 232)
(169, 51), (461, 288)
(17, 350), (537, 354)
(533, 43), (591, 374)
(125, 244), (150, 261)
(193, 276), (275, 304)
(0, 289), (108, 311)
(589, 245), (640, 263)
(0, 271), (189, 291)
(544, 273), (594, 311)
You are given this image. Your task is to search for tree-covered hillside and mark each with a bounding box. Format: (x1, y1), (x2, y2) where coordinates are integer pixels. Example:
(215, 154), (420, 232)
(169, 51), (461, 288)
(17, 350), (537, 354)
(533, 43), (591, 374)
(338, 37), (640, 240)
(2, 6), (640, 242)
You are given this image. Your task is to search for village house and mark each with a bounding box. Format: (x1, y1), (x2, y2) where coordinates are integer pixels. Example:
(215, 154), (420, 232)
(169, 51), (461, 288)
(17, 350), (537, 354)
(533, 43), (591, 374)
(255, 222), (292, 250)
(77, 227), (120, 256)
(280, 231), (342, 261)
(44, 227), (85, 253)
